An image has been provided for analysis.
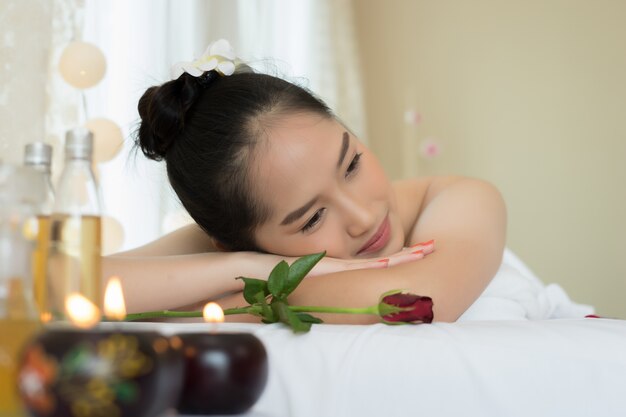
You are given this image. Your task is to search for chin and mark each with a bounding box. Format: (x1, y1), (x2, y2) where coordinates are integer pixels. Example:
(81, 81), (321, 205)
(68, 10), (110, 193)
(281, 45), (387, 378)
(383, 216), (405, 255)
(380, 241), (404, 257)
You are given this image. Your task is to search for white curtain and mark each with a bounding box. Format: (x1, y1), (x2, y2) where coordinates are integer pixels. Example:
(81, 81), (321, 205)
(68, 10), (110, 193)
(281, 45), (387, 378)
(235, 0), (365, 136)
(0, 0), (81, 170)
(81, 0), (365, 250)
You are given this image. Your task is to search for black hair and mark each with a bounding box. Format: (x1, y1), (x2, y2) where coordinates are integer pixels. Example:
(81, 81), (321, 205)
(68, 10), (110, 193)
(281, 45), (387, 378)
(135, 68), (333, 250)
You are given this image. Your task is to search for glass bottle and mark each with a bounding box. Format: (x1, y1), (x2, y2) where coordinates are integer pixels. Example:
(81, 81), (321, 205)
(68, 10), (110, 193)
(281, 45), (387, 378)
(47, 128), (102, 319)
(23, 142), (54, 318)
(0, 163), (43, 416)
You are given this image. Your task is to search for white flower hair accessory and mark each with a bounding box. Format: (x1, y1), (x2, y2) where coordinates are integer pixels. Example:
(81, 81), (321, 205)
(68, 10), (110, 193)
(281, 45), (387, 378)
(170, 39), (237, 79)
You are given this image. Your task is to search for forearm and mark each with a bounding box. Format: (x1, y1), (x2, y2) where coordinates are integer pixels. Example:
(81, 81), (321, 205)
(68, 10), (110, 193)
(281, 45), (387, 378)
(287, 239), (502, 324)
(184, 237), (501, 325)
(103, 251), (277, 314)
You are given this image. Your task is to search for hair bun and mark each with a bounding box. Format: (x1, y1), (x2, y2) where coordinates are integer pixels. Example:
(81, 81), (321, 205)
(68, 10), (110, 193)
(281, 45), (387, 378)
(135, 74), (206, 161)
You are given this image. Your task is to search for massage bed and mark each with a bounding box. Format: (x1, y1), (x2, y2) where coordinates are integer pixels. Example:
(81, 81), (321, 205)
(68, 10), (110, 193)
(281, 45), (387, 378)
(127, 250), (626, 416)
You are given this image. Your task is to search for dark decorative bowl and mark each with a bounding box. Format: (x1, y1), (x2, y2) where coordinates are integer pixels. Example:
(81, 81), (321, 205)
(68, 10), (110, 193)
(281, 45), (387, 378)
(177, 333), (268, 415)
(17, 329), (184, 417)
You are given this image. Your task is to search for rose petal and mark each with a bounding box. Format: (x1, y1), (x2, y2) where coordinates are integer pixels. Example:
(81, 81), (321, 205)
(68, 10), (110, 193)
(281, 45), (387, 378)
(382, 292), (421, 307)
(381, 293), (433, 323)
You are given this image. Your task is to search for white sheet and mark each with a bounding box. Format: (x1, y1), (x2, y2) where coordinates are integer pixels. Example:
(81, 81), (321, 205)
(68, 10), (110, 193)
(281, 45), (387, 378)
(132, 318), (626, 417)
(460, 249), (594, 320)
(132, 251), (624, 417)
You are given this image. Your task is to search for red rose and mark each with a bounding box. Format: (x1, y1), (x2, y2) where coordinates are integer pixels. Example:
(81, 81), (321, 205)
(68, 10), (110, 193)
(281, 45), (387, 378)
(378, 290), (433, 324)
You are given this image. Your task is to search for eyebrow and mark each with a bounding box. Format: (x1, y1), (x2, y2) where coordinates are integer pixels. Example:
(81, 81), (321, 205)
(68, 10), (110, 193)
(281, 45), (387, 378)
(337, 131), (350, 168)
(280, 196), (319, 226)
(280, 131), (350, 226)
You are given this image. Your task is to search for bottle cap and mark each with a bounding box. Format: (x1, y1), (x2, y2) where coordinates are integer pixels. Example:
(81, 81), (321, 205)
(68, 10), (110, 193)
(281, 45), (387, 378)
(65, 127), (94, 160)
(24, 142), (53, 170)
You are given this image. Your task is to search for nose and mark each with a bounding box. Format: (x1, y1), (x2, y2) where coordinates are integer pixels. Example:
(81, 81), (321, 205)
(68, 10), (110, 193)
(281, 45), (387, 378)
(336, 191), (377, 237)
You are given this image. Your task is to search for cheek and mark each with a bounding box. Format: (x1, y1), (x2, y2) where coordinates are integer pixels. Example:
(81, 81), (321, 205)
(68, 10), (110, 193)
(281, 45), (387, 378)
(362, 155), (392, 198)
(255, 220), (350, 258)
(262, 230), (348, 258)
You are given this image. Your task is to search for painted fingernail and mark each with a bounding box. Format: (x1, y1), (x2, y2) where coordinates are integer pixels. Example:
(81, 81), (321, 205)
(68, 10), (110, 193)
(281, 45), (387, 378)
(411, 239), (435, 248)
(412, 250), (424, 256)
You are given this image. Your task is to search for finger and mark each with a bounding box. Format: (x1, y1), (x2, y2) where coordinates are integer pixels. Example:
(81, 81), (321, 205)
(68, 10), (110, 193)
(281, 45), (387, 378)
(392, 242), (434, 257)
(347, 259), (389, 271)
(387, 250), (425, 267)
(310, 258), (387, 277)
(408, 239), (435, 254)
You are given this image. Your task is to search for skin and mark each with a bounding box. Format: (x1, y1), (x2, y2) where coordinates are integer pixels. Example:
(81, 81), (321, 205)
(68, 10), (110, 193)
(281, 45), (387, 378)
(253, 113), (405, 259)
(104, 111), (507, 323)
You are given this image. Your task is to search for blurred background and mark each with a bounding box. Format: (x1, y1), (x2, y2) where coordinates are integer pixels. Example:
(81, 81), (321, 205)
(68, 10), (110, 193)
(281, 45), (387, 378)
(1, 0), (624, 318)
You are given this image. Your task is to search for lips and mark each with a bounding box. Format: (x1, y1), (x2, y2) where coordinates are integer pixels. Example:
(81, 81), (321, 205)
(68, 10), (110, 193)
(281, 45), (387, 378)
(357, 215), (391, 256)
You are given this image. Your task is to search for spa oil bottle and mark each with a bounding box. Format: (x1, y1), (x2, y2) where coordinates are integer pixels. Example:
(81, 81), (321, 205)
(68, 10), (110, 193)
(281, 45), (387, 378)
(23, 142), (55, 318)
(0, 164), (44, 416)
(47, 128), (102, 319)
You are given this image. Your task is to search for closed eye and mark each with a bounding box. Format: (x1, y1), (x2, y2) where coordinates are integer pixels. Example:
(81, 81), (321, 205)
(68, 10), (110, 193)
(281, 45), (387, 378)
(345, 152), (362, 178)
(301, 208), (326, 233)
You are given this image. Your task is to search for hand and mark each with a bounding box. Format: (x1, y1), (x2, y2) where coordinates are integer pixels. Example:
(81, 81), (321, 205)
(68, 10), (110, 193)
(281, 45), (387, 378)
(239, 240), (435, 281)
(307, 239), (435, 277)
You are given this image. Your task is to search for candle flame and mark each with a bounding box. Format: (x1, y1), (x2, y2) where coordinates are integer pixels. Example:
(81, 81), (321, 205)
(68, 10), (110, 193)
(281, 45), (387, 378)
(40, 311), (52, 323)
(65, 293), (101, 329)
(104, 276), (127, 320)
(203, 302), (224, 323)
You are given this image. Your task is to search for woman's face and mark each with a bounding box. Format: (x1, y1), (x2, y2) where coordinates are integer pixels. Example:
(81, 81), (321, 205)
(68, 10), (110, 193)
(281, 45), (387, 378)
(252, 112), (405, 259)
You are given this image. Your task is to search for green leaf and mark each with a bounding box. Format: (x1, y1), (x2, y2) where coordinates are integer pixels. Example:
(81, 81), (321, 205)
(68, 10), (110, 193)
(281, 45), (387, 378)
(283, 252), (326, 297)
(267, 260), (289, 298)
(287, 308), (312, 333)
(272, 301), (311, 333)
(237, 277), (269, 304)
(377, 302), (402, 317)
(255, 291), (276, 323)
(270, 301), (285, 321)
(296, 312), (324, 324)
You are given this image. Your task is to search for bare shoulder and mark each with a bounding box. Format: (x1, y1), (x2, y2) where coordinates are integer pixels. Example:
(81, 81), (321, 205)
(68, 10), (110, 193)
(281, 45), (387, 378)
(111, 223), (218, 257)
(392, 176), (465, 242)
(392, 176), (505, 245)
(388, 176), (506, 321)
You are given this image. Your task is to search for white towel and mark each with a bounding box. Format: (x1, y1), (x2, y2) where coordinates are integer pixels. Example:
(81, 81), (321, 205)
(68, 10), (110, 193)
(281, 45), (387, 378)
(459, 249), (594, 321)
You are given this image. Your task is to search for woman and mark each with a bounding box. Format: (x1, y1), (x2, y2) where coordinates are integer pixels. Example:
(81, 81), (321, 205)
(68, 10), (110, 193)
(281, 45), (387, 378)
(104, 40), (506, 323)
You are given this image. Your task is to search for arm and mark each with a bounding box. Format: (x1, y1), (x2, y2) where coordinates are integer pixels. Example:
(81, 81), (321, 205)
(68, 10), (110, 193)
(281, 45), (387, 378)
(281, 177), (506, 323)
(104, 224), (406, 313)
(104, 224), (257, 313)
(111, 224), (219, 257)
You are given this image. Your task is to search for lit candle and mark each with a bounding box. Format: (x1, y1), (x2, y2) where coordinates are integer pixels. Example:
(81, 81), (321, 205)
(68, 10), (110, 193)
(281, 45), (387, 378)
(16, 278), (183, 417)
(65, 292), (101, 328)
(176, 302), (269, 415)
(103, 276), (127, 321)
(203, 301), (224, 333)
